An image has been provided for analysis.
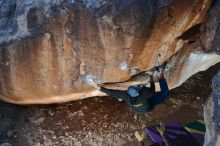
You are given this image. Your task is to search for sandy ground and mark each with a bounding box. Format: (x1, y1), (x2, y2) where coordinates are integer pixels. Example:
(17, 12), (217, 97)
(0, 63), (220, 146)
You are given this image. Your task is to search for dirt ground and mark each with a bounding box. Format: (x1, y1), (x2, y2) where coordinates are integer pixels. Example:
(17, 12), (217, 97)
(0, 63), (220, 146)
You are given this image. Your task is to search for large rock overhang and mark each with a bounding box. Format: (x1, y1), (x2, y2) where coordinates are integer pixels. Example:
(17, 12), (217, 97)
(0, 0), (220, 104)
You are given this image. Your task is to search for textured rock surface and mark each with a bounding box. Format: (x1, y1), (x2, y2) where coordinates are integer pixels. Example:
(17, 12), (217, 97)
(201, 0), (220, 53)
(204, 70), (220, 146)
(0, 0), (220, 104)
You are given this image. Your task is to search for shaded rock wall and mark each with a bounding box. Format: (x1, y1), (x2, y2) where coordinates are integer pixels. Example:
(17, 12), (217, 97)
(204, 70), (220, 146)
(0, 0), (220, 104)
(201, 0), (220, 53)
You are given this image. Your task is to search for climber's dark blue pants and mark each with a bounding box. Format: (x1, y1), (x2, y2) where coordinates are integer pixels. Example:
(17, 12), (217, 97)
(150, 78), (169, 107)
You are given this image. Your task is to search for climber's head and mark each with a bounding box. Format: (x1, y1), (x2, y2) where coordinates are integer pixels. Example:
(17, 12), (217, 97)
(127, 86), (139, 97)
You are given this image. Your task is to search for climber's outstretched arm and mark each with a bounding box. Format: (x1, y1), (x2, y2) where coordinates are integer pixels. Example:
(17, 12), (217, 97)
(100, 87), (128, 101)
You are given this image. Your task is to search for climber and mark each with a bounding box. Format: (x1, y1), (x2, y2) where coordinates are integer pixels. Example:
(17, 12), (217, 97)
(90, 68), (169, 114)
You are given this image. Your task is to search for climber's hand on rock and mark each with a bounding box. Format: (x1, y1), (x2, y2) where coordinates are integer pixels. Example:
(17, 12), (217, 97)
(160, 70), (165, 78)
(90, 82), (101, 90)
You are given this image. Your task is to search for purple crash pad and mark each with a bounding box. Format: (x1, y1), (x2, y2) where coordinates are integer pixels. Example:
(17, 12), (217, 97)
(192, 133), (205, 146)
(145, 121), (189, 143)
(145, 121), (201, 146)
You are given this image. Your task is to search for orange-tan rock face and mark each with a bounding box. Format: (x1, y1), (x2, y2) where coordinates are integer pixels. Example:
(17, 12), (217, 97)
(0, 0), (220, 104)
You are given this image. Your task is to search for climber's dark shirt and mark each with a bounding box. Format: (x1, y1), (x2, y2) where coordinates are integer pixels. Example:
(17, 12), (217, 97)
(100, 78), (169, 114)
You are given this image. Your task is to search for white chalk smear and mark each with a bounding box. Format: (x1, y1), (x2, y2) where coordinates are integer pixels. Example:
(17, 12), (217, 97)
(85, 74), (98, 85)
(119, 62), (128, 71)
(129, 67), (139, 75)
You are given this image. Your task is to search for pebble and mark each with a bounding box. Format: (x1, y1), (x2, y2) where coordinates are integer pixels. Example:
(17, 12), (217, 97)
(118, 98), (123, 102)
(133, 115), (137, 120)
(73, 110), (84, 117)
(103, 115), (108, 119)
(82, 106), (88, 110)
(7, 130), (16, 138)
(127, 135), (132, 141)
(31, 117), (45, 124)
(78, 110), (84, 117)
